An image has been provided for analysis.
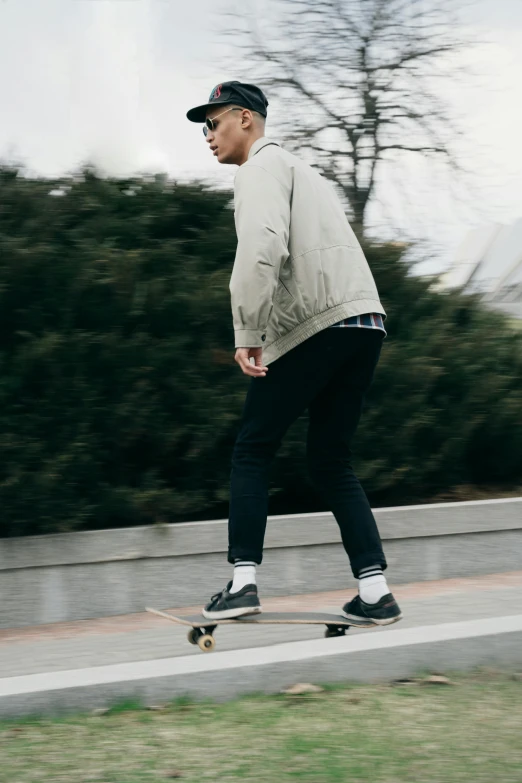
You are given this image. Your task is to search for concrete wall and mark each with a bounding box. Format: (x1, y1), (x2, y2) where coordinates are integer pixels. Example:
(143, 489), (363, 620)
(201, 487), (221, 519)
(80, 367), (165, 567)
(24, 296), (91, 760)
(0, 497), (521, 629)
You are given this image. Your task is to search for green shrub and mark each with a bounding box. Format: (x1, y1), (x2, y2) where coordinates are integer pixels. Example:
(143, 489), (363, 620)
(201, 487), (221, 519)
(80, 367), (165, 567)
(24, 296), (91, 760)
(0, 165), (520, 536)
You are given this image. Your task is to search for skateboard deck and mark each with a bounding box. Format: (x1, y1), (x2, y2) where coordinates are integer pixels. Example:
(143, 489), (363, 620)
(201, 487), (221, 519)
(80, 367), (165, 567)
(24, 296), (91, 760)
(146, 607), (372, 652)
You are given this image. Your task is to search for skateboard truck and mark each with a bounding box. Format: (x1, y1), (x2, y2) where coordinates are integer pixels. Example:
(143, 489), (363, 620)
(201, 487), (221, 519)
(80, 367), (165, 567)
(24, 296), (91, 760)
(324, 624), (347, 638)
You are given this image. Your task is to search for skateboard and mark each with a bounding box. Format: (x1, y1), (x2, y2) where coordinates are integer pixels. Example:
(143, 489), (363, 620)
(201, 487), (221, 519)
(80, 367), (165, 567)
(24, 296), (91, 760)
(146, 607), (372, 652)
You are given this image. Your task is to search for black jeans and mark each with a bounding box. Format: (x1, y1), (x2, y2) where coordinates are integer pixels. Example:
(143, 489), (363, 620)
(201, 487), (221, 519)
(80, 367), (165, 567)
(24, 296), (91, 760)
(228, 327), (387, 578)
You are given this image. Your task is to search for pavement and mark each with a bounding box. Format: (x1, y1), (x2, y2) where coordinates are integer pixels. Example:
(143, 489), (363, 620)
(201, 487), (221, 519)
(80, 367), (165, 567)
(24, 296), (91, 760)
(1, 571), (521, 717)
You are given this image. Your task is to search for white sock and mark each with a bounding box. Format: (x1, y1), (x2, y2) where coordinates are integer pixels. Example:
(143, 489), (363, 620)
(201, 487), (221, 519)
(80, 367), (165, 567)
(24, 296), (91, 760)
(358, 566), (389, 604)
(230, 561), (257, 593)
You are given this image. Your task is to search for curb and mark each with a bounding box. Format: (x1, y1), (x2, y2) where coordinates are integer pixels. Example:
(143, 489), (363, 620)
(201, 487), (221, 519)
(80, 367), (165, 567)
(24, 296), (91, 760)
(1, 615), (521, 718)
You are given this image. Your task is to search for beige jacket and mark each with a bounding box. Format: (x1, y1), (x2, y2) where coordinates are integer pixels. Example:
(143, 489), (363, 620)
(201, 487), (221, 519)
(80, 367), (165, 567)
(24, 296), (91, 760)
(230, 137), (386, 365)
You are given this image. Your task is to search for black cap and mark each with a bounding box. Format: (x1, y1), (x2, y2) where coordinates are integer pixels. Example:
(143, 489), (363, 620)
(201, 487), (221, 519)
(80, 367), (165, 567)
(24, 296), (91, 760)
(186, 80), (269, 123)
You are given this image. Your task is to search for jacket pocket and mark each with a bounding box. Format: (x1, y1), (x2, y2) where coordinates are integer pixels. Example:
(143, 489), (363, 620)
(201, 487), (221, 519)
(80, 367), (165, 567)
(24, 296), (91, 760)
(274, 278), (295, 306)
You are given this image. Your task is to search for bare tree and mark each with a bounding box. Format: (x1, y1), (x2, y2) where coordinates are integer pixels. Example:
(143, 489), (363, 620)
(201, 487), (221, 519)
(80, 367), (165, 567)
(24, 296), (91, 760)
(220, 0), (476, 234)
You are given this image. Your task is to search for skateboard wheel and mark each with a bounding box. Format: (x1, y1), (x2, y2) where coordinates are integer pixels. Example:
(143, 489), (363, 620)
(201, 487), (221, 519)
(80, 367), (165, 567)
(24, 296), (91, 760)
(198, 634), (216, 652)
(187, 629), (200, 646)
(324, 626), (346, 638)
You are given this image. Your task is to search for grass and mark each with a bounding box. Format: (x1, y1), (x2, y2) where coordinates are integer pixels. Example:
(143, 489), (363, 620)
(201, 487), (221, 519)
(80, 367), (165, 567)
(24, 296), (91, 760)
(0, 669), (521, 782)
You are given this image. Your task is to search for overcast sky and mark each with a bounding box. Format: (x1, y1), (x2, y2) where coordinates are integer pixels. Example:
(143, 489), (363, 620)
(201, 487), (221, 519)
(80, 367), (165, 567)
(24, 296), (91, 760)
(1, 0), (521, 271)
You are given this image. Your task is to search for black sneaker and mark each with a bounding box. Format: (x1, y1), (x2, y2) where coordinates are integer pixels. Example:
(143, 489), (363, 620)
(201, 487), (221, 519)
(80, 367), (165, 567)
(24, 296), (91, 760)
(342, 593), (402, 626)
(202, 581), (262, 620)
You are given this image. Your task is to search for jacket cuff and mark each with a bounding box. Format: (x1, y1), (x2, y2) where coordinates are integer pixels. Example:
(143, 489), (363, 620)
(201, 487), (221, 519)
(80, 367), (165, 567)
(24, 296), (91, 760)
(234, 329), (267, 348)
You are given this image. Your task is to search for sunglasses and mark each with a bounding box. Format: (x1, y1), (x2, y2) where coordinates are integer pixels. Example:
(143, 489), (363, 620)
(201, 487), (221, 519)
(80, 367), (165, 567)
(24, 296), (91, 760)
(202, 107), (243, 137)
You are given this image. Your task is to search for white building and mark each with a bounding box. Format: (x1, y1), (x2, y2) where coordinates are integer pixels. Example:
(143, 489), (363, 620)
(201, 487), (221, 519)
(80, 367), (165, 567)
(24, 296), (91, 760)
(437, 218), (522, 320)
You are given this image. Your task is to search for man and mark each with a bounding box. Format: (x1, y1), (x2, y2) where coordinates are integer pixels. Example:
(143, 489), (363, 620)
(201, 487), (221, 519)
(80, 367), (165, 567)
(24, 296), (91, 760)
(186, 81), (402, 627)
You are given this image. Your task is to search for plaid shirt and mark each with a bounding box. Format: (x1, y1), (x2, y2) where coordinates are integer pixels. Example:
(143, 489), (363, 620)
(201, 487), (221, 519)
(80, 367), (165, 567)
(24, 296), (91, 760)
(329, 312), (386, 337)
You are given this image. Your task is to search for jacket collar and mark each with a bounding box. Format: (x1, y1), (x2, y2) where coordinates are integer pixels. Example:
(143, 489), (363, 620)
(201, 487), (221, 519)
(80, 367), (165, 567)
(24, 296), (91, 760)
(247, 137), (280, 161)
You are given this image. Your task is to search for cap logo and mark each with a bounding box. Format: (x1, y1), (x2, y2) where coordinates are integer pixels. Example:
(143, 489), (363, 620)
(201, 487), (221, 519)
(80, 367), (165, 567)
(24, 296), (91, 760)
(209, 84), (222, 101)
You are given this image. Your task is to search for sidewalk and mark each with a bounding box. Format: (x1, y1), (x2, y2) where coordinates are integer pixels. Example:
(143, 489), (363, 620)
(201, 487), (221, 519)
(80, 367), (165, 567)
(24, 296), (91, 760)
(2, 572), (522, 676)
(1, 572), (521, 717)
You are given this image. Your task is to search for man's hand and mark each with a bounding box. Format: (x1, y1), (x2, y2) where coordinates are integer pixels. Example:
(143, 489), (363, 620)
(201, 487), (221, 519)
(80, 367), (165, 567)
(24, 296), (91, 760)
(235, 347), (269, 378)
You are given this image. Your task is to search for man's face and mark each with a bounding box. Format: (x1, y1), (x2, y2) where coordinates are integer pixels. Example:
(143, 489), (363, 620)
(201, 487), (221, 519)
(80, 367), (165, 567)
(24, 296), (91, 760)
(205, 105), (246, 165)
